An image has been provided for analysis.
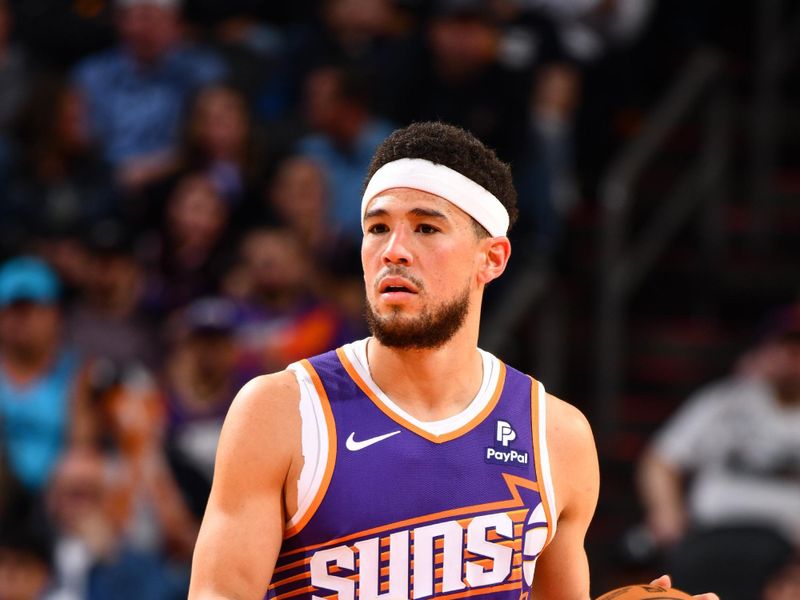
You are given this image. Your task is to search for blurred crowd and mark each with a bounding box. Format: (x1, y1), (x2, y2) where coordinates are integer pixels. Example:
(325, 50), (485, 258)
(0, 0), (663, 597)
(637, 307), (800, 600)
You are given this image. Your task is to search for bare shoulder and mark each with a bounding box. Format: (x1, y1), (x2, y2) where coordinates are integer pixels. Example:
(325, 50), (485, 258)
(224, 370), (301, 434)
(214, 370), (302, 493)
(544, 394), (596, 455)
(544, 393), (599, 519)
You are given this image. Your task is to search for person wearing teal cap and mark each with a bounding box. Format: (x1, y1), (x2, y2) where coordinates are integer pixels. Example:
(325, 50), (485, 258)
(0, 256), (94, 496)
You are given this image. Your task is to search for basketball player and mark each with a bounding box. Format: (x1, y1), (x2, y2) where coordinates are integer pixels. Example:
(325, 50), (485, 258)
(189, 122), (717, 599)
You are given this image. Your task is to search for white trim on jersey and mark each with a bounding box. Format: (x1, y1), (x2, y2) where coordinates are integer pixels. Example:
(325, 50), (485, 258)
(536, 381), (558, 543)
(285, 361), (330, 530)
(343, 338), (501, 437)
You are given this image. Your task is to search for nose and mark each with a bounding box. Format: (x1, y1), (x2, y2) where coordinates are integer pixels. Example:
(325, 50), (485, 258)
(381, 228), (413, 266)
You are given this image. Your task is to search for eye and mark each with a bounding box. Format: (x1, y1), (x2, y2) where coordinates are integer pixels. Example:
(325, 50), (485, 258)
(367, 223), (389, 234)
(416, 224), (440, 234)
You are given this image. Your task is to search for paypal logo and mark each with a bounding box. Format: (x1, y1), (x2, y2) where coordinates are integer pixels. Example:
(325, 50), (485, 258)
(486, 420), (528, 467)
(496, 420), (516, 447)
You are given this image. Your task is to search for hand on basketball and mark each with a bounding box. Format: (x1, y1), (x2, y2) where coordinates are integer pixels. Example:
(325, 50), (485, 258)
(650, 575), (719, 600)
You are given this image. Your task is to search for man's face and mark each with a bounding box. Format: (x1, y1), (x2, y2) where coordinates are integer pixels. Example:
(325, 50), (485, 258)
(185, 332), (236, 378)
(304, 68), (343, 133)
(361, 188), (486, 349)
(46, 449), (107, 535)
(0, 302), (60, 358)
(242, 231), (308, 298)
(117, 4), (180, 64)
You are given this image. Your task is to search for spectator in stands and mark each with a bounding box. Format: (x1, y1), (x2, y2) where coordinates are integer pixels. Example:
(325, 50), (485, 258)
(93, 366), (199, 562)
(161, 297), (255, 516)
(268, 155), (357, 272)
(380, 0), (535, 163)
(267, 155), (363, 320)
(0, 257), (95, 495)
(140, 82), (269, 232)
(297, 64), (394, 242)
(224, 227), (356, 373)
(259, 0), (409, 121)
(44, 446), (187, 599)
(139, 173), (233, 316)
(0, 515), (53, 600)
(3, 77), (118, 250)
(637, 305), (800, 599)
(193, 3), (285, 104)
(73, 0), (226, 192)
(66, 220), (158, 370)
(179, 83), (265, 209)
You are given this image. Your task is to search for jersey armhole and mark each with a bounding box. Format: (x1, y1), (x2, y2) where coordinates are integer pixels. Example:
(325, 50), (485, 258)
(284, 360), (337, 537)
(530, 377), (558, 547)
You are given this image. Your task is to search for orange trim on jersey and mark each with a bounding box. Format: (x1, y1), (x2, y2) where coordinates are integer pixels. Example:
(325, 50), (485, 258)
(280, 472), (539, 559)
(435, 578), (522, 599)
(335, 347), (506, 443)
(272, 554), (311, 575)
(275, 577), (522, 600)
(283, 359), (337, 538)
(529, 376), (555, 547)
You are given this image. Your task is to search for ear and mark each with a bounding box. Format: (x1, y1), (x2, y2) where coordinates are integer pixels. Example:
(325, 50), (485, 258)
(476, 236), (511, 285)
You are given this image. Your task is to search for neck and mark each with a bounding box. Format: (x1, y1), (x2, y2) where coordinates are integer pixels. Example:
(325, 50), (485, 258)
(366, 304), (484, 421)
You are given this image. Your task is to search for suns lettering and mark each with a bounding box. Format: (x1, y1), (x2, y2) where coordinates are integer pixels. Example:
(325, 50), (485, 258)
(413, 520), (466, 598)
(355, 532), (409, 599)
(309, 511), (517, 599)
(465, 513), (514, 588)
(310, 545), (355, 600)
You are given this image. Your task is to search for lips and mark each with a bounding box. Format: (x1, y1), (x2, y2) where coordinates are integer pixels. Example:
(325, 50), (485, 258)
(378, 276), (419, 294)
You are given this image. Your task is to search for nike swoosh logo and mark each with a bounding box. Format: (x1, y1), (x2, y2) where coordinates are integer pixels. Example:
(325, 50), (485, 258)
(345, 430), (401, 451)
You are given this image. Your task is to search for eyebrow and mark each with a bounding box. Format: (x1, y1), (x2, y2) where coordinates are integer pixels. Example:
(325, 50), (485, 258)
(363, 207), (448, 220)
(409, 207), (447, 219)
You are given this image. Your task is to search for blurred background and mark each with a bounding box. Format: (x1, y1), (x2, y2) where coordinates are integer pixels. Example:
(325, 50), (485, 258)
(1, 0), (799, 598)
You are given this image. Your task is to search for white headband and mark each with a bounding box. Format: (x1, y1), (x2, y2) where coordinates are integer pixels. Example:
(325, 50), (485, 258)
(361, 158), (509, 237)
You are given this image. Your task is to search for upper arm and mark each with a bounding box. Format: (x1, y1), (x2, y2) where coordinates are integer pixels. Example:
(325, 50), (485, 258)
(189, 371), (301, 599)
(531, 394), (599, 600)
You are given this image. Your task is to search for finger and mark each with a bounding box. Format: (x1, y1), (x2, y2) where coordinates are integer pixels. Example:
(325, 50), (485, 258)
(649, 574), (672, 588)
(692, 595), (719, 600)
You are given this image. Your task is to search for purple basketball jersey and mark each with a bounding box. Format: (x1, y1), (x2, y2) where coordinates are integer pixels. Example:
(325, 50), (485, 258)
(267, 342), (555, 599)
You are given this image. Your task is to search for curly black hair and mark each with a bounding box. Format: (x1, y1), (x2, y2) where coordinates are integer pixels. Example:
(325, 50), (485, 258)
(365, 122), (518, 235)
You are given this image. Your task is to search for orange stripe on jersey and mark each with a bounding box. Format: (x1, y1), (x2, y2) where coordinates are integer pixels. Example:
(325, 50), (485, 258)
(269, 569), (309, 589)
(280, 472), (540, 558)
(433, 579), (523, 600)
(283, 359), (337, 538)
(271, 584), (315, 600)
(529, 376), (555, 547)
(272, 554), (311, 575)
(335, 348), (506, 443)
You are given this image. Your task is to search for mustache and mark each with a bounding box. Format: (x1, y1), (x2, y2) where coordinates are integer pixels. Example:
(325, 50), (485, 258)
(373, 266), (425, 292)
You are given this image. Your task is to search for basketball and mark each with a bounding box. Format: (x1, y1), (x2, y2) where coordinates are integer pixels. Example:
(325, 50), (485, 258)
(596, 584), (694, 599)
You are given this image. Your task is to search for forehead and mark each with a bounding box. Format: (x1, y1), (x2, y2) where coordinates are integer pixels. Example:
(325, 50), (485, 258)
(364, 187), (472, 223)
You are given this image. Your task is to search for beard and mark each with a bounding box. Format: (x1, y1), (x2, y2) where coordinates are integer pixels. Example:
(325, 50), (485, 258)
(364, 284), (471, 350)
